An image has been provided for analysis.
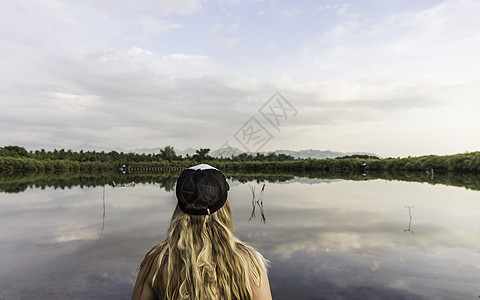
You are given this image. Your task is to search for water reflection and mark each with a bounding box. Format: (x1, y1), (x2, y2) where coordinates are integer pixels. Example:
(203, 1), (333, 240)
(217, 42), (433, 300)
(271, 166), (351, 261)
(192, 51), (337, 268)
(113, 181), (136, 187)
(233, 180), (480, 299)
(403, 206), (414, 234)
(3, 169), (480, 193)
(248, 183), (266, 224)
(99, 184), (106, 241)
(0, 184), (174, 299)
(1, 174), (480, 299)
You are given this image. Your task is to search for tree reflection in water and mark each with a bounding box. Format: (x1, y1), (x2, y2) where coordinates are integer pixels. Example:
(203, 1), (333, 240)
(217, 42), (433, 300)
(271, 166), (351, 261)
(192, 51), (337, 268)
(98, 183), (106, 242)
(403, 205), (414, 234)
(248, 183), (266, 224)
(3, 170), (480, 194)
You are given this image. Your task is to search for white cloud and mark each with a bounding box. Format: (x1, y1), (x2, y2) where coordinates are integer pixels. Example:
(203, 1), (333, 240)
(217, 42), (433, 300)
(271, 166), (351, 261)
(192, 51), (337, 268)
(300, 0), (480, 87)
(1, 0), (480, 155)
(263, 43), (277, 50)
(280, 8), (301, 18)
(139, 16), (184, 36)
(49, 93), (101, 114)
(228, 22), (240, 32)
(223, 36), (242, 47)
(211, 22), (224, 34)
(126, 46), (224, 77)
(140, 0), (201, 15)
(317, 3), (350, 15)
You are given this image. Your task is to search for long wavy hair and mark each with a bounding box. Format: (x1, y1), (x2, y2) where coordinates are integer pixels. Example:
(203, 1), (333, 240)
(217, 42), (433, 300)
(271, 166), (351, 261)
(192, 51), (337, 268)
(139, 199), (266, 300)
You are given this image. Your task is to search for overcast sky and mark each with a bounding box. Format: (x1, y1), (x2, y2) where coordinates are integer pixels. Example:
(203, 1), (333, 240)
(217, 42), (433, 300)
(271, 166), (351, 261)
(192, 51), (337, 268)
(1, 0), (479, 157)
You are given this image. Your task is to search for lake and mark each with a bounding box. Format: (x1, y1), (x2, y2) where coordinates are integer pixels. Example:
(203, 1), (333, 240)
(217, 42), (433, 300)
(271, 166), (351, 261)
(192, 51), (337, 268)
(1, 173), (479, 299)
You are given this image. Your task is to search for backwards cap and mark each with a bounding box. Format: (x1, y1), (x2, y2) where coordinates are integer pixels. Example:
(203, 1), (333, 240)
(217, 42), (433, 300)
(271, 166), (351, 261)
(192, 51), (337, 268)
(176, 164), (230, 215)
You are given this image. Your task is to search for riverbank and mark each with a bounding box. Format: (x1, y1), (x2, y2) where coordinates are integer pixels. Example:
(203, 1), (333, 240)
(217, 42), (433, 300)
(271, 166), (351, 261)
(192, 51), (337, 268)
(1, 146), (479, 174)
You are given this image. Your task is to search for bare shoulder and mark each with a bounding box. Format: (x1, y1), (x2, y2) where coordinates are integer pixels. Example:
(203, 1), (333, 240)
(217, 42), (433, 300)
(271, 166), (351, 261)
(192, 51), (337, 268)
(253, 253), (272, 300)
(132, 252), (163, 300)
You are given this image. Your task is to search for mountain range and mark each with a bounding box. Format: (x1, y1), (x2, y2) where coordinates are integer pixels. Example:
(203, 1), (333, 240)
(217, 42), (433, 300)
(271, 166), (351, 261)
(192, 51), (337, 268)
(73, 144), (379, 159)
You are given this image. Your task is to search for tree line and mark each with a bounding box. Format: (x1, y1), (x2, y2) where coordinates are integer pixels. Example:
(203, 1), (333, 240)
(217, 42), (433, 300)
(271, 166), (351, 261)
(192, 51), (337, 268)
(1, 145), (480, 173)
(0, 145), (296, 172)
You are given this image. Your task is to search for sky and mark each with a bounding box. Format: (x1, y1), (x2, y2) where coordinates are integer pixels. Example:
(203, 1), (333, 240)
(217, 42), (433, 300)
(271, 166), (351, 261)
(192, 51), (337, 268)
(1, 0), (480, 157)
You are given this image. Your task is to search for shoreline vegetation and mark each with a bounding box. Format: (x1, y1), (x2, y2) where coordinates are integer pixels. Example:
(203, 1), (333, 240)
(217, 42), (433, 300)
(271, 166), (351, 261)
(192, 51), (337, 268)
(1, 145), (480, 174)
(2, 168), (480, 194)
(1, 145), (480, 193)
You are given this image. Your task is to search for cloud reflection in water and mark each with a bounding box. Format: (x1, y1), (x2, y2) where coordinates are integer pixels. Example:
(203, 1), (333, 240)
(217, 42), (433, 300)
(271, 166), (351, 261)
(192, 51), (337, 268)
(232, 179), (480, 299)
(0, 179), (479, 299)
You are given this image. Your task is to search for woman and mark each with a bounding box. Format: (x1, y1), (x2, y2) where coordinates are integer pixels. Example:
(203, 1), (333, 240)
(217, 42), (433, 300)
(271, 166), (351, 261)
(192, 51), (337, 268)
(132, 164), (272, 300)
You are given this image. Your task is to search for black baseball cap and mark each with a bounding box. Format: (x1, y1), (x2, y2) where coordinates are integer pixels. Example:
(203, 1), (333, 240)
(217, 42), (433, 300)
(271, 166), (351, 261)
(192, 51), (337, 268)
(176, 164), (230, 215)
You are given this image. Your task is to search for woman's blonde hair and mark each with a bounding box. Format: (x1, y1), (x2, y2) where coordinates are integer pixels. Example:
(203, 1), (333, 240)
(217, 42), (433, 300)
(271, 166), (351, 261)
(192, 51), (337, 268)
(139, 199), (267, 300)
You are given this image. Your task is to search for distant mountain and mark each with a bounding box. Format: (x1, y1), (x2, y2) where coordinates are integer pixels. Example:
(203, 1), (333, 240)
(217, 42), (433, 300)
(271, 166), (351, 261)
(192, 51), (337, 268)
(176, 147), (197, 157)
(211, 147), (379, 159)
(210, 147), (244, 157)
(73, 144), (379, 159)
(135, 146), (241, 157)
(73, 144), (128, 153)
(272, 149), (380, 159)
(132, 147), (197, 157)
(133, 147), (159, 154)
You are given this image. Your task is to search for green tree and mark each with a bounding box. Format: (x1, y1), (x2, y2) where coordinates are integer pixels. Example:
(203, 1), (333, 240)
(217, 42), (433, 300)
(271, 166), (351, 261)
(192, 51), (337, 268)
(193, 148), (211, 161)
(1, 146), (29, 157)
(160, 146), (177, 161)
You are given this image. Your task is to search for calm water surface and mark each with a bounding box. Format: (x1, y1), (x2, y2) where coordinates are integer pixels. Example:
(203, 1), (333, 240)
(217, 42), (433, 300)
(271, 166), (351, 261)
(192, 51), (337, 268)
(1, 177), (479, 299)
